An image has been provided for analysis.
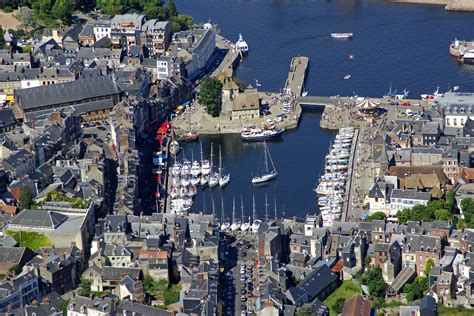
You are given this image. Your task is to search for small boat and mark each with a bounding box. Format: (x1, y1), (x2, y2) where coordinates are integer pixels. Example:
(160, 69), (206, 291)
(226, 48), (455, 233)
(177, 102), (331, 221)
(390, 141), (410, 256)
(236, 34), (249, 53)
(191, 161), (201, 177)
(460, 49), (474, 64)
(191, 176), (200, 186)
(170, 187), (179, 199)
(344, 75), (351, 80)
(179, 187), (188, 197)
(170, 140), (180, 156)
(241, 127), (284, 141)
(181, 176), (191, 187)
(241, 220), (251, 232)
(331, 33), (353, 39)
(171, 163), (182, 176)
(187, 185), (197, 197)
(201, 160), (211, 175)
(395, 89), (409, 100)
(221, 220), (231, 231)
(219, 174), (230, 188)
(302, 90), (308, 97)
(348, 54), (355, 61)
(251, 219), (262, 233)
(230, 221), (241, 231)
(218, 145), (230, 188)
(181, 161), (191, 176)
(421, 87), (441, 100)
(172, 176), (181, 188)
(209, 173), (219, 188)
(252, 141), (277, 185)
(200, 174), (209, 186)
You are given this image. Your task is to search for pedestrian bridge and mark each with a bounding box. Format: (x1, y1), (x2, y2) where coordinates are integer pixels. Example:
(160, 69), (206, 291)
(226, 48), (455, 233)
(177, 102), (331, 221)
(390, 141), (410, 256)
(297, 95), (351, 108)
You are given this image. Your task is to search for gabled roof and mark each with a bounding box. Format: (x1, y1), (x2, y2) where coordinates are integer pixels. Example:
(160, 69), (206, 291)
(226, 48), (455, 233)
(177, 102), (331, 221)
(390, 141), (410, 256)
(10, 209), (68, 229)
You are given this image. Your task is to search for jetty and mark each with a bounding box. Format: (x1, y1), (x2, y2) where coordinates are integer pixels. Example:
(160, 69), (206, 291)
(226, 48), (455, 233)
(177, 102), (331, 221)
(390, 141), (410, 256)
(284, 56), (309, 96)
(211, 34), (242, 78)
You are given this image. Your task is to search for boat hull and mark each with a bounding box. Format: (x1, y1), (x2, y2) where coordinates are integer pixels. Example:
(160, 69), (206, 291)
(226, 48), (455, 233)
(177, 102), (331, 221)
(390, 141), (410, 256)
(252, 172), (277, 184)
(241, 129), (284, 141)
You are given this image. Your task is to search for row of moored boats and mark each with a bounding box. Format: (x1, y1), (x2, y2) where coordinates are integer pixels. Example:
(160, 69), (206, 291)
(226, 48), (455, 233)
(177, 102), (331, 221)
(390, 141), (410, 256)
(315, 127), (355, 226)
(169, 144), (230, 213)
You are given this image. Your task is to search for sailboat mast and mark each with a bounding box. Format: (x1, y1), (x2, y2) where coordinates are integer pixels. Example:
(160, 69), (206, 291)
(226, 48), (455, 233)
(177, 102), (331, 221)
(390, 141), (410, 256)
(200, 141), (203, 163)
(265, 194), (269, 222)
(252, 194), (256, 222)
(219, 144), (222, 178)
(232, 197), (236, 223)
(263, 141), (269, 172)
(274, 198), (277, 221)
(240, 195), (244, 223)
(210, 142), (214, 171)
(211, 193), (215, 217)
(221, 192), (225, 223)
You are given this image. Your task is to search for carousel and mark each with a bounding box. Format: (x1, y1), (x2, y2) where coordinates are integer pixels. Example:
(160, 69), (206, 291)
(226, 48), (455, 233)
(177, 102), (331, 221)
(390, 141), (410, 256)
(354, 98), (383, 122)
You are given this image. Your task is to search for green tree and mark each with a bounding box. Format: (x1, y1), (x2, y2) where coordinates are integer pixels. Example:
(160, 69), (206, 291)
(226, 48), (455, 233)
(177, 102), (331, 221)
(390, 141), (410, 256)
(32, 0), (54, 15)
(296, 307), (313, 316)
(21, 44), (32, 53)
(198, 76), (222, 117)
(364, 211), (386, 222)
(396, 208), (411, 224)
(461, 198), (474, 226)
(446, 191), (456, 214)
(424, 258), (434, 276)
(403, 276), (427, 302)
(57, 299), (69, 315)
(51, 0), (76, 24)
(164, 0), (178, 18)
(78, 278), (92, 297)
(143, 0), (165, 19)
(17, 6), (37, 31)
(456, 219), (466, 230)
(96, 0), (124, 15)
(434, 208), (451, 220)
(18, 186), (33, 210)
(333, 297), (346, 314)
(361, 266), (388, 298)
(171, 14), (193, 32)
(0, 26), (5, 49)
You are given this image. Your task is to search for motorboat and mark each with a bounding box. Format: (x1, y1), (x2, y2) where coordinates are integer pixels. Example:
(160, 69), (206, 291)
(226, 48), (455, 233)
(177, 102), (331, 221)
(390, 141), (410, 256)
(344, 75), (351, 80)
(236, 34), (249, 53)
(395, 89), (409, 100)
(421, 87), (441, 100)
(461, 49), (474, 64)
(187, 185), (197, 197)
(331, 33), (353, 39)
(179, 187), (188, 197)
(241, 127), (284, 141)
(252, 141), (278, 184)
(172, 176), (181, 188)
(180, 131), (199, 142)
(251, 219), (262, 233)
(191, 161), (201, 177)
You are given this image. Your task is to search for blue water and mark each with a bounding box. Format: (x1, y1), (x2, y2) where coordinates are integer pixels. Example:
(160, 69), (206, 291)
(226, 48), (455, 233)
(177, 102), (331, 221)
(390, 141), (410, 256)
(174, 0), (474, 218)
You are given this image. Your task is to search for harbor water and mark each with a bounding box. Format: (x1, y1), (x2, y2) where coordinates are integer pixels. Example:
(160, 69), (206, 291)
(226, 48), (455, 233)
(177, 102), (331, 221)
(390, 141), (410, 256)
(173, 0), (474, 218)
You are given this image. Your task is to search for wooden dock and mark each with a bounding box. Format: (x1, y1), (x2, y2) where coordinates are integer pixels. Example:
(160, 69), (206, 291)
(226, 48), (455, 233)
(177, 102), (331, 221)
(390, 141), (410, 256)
(284, 56), (309, 96)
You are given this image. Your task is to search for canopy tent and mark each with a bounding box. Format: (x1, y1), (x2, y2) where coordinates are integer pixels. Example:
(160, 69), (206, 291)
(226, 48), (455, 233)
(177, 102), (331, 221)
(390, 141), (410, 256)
(355, 98), (381, 110)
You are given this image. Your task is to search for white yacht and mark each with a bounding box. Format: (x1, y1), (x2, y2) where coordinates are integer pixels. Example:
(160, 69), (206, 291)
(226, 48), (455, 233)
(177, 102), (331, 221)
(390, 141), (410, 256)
(171, 163), (181, 176)
(191, 176), (200, 186)
(209, 173), (219, 188)
(236, 34), (249, 53)
(462, 49), (474, 64)
(181, 161), (191, 176)
(219, 174), (230, 188)
(241, 218), (251, 232)
(220, 220), (231, 231)
(251, 219), (261, 233)
(200, 173), (209, 186)
(331, 33), (353, 39)
(252, 141), (277, 185)
(181, 176), (191, 187)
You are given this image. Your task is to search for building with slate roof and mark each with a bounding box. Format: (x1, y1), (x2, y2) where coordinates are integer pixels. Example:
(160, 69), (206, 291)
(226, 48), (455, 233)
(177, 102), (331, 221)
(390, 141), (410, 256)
(0, 246), (35, 275)
(0, 109), (19, 134)
(5, 208), (93, 252)
(15, 76), (121, 121)
(0, 272), (39, 313)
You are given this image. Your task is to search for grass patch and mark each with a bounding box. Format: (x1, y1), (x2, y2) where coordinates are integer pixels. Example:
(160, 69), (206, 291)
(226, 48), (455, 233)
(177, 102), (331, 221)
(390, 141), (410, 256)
(324, 280), (362, 316)
(6, 230), (52, 250)
(438, 305), (470, 316)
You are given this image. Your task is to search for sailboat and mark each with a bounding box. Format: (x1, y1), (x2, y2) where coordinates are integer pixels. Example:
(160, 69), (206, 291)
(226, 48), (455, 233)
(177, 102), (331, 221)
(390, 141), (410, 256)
(169, 129), (180, 156)
(240, 196), (250, 231)
(220, 193), (230, 230)
(208, 143), (219, 188)
(252, 141), (277, 184)
(251, 194), (261, 233)
(218, 145), (230, 188)
(383, 82), (395, 99)
(230, 198), (241, 231)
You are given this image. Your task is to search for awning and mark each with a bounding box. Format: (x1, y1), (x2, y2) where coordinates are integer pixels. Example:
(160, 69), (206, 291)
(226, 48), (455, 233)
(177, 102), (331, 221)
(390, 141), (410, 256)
(356, 99), (381, 109)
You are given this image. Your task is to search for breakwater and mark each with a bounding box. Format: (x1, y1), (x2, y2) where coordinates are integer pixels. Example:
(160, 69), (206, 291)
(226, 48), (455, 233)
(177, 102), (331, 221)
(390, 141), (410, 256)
(387, 0), (474, 11)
